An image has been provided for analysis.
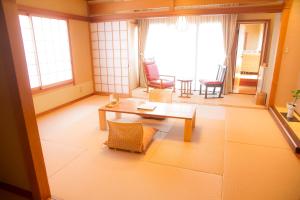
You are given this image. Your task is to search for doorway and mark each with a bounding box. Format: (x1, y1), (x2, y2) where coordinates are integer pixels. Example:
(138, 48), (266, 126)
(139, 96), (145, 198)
(233, 20), (269, 95)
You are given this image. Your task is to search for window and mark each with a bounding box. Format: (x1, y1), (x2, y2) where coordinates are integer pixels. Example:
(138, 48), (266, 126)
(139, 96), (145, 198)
(144, 17), (225, 89)
(19, 15), (73, 90)
(145, 23), (197, 85)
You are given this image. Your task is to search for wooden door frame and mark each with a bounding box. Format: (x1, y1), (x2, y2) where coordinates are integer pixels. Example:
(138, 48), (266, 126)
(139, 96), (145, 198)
(231, 19), (271, 93)
(0, 0), (51, 199)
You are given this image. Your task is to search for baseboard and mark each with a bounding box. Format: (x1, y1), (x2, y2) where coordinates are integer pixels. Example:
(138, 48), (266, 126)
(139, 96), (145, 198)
(0, 181), (33, 199)
(269, 106), (300, 154)
(94, 91), (131, 98)
(35, 93), (94, 117)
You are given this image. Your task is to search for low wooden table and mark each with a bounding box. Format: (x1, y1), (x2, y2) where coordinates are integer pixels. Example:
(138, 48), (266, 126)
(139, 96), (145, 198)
(178, 79), (193, 98)
(98, 99), (197, 142)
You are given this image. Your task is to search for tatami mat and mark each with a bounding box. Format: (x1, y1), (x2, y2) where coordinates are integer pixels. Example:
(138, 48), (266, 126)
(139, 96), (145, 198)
(41, 141), (86, 177)
(36, 95), (300, 200)
(222, 142), (300, 200)
(49, 148), (222, 200)
(225, 107), (290, 149)
(132, 87), (266, 109)
(148, 119), (225, 175)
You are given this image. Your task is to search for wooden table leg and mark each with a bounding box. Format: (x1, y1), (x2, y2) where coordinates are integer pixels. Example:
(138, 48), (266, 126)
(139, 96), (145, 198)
(185, 82), (188, 97)
(192, 111), (196, 128)
(189, 81), (193, 95)
(115, 112), (121, 119)
(180, 81), (183, 97)
(184, 119), (193, 142)
(99, 110), (107, 130)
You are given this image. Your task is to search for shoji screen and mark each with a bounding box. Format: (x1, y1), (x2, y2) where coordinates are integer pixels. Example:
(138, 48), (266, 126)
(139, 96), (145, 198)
(90, 21), (130, 95)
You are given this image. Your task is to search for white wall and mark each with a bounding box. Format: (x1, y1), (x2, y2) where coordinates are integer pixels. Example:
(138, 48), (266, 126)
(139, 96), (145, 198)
(33, 81), (93, 114)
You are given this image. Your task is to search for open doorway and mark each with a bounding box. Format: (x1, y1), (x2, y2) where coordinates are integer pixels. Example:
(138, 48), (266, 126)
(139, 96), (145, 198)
(233, 20), (269, 95)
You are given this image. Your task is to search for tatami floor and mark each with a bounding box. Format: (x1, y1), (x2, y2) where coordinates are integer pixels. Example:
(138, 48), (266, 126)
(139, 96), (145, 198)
(132, 87), (264, 109)
(37, 95), (300, 200)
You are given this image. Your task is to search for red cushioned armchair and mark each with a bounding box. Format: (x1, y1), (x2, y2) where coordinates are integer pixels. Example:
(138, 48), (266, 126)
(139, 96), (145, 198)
(143, 61), (175, 93)
(199, 65), (227, 98)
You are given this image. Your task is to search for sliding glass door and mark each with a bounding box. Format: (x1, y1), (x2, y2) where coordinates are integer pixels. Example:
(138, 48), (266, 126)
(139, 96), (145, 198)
(196, 22), (225, 86)
(145, 22), (197, 88)
(144, 16), (225, 90)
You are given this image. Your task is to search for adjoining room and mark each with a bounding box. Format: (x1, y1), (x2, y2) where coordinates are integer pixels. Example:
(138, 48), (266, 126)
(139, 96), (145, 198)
(1, 0), (300, 200)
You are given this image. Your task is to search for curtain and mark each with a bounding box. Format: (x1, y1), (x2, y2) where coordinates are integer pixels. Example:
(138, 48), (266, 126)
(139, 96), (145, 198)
(195, 15), (225, 89)
(144, 16), (197, 88)
(222, 14), (238, 94)
(138, 19), (149, 87)
(142, 15), (225, 89)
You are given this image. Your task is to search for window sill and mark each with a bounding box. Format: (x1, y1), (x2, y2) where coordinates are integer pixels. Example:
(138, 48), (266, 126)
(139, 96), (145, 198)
(31, 80), (74, 95)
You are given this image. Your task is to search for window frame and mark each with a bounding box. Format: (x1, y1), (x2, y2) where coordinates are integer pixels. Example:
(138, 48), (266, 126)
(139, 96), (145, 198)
(19, 12), (75, 93)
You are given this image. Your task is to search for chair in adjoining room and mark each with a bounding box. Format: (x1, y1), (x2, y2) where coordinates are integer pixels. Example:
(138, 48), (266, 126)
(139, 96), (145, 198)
(143, 61), (175, 93)
(199, 65), (227, 98)
(105, 120), (158, 153)
(149, 89), (173, 103)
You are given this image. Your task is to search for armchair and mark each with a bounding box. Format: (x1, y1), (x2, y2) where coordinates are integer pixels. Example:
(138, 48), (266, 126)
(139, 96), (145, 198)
(143, 61), (175, 93)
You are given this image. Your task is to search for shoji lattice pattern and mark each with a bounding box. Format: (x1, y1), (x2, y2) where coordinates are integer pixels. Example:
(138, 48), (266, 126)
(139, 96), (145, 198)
(90, 21), (129, 94)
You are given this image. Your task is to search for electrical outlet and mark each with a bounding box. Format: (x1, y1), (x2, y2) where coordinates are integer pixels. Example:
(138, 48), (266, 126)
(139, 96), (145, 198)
(284, 47), (289, 53)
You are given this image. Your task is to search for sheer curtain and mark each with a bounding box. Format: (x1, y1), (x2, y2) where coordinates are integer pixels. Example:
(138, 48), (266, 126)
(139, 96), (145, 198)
(144, 17), (197, 88)
(143, 15), (225, 89)
(222, 14), (238, 94)
(138, 19), (149, 87)
(195, 16), (225, 89)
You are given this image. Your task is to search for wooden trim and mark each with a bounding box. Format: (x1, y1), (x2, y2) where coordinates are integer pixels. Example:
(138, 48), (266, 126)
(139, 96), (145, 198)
(232, 19), (270, 92)
(67, 20), (76, 85)
(88, 0), (283, 16)
(239, 78), (258, 86)
(32, 80), (74, 95)
(237, 19), (273, 23)
(89, 0), (174, 16)
(87, 22), (96, 93)
(269, 0), (293, 106)
(0, 181), (33, 199)
(0, 0), (51, 199)
(236, 19), (271, 66)
(36, 93), (95, 117)
(175, 0), (282, 7)
(94, 91), (131, 98)
(90, 4), (284, 22)
(18, 5), (90, 21)
(260, 20), (271, 65)
(269, 106), (300, 153)
(19, 14), (76, 94)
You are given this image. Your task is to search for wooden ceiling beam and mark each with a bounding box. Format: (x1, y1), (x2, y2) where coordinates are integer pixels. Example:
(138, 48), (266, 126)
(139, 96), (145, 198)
(174, 0), (282, 6)
(88, 0), (283, 16)
(89, 0), (174, 15)
(90, 4), (284, 22)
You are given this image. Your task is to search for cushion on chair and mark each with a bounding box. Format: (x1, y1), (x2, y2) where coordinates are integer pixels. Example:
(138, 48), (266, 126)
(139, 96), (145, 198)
(144, 62), (160, 81)
(149, 89), (173, 103)
(148, 80), (174, 88)
(199, 80), (223, 85)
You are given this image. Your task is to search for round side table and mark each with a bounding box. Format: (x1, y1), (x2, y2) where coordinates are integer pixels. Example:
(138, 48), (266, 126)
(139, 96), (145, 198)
(177, 79), (193, 98)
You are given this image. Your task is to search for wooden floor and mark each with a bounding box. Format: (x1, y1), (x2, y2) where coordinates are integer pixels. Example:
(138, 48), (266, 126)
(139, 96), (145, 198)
(37, 95), (300, 200)
(233, 85), (257, 94)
